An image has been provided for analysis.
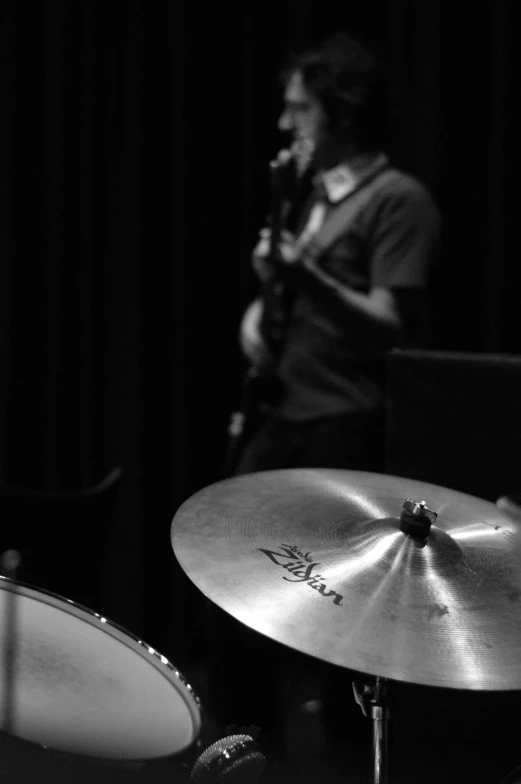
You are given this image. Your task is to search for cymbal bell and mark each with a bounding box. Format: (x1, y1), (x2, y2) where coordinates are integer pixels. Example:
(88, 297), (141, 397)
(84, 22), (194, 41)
(171, 469), (521, 691)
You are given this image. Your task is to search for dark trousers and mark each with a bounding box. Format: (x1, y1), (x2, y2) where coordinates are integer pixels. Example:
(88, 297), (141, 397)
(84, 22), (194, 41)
(207, 410), (385, 752)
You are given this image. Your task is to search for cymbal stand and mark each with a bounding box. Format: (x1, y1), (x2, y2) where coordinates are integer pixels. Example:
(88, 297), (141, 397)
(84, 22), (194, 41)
(353, 676), (389, 784)
(350, 500), (436, 783)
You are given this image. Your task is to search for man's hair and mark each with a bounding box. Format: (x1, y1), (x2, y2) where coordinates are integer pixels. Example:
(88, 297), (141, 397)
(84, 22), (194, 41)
(279, 32), (390, 150)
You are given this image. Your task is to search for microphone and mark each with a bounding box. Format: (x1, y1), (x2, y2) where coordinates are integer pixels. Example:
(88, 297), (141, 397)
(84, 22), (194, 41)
(271, 136), (315, 179)
(190, 734), (266, 783)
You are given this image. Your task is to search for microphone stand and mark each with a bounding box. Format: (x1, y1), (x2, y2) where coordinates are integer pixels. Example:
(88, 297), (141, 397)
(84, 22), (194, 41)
(353, 676), (390, 784)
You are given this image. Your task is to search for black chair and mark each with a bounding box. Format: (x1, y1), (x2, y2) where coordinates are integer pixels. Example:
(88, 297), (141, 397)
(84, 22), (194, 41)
(385, 348), (521, 501)
(0, 467), (123, 611)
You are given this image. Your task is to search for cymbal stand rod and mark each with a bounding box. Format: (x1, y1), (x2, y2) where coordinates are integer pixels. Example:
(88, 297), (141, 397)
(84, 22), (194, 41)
(371, 677), (389, 784)
(353, 676), (389, 784)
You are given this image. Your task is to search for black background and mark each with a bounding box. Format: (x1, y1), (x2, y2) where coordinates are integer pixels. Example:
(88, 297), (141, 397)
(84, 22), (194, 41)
(0, 0), (518, 660)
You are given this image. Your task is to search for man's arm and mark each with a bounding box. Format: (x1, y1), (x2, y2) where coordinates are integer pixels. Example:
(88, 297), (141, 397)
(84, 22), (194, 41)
(297, 257), (402, 343)
(259, 228), (408, 352)
(289, 254), (432, 353)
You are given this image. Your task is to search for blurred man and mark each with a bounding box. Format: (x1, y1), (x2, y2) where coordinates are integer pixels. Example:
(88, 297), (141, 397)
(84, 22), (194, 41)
(234, 31), (440, 476)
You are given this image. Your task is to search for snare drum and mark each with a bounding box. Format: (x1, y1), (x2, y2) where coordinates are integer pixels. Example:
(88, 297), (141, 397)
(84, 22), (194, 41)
(0, 576), (202, 761)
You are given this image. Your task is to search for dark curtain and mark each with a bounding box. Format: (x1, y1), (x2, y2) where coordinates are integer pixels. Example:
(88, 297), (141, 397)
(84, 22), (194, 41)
(0, 0), (518, 666)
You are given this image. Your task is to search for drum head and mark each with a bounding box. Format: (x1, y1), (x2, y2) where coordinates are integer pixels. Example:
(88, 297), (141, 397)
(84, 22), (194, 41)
(0, 577), (202, 761)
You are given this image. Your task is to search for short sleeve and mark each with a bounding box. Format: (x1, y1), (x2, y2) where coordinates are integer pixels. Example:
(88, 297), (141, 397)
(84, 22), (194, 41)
(365, 176), (441, 289)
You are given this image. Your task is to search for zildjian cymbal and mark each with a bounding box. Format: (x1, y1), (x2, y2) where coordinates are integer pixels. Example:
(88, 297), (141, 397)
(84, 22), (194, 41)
(171, 469), (521, 691)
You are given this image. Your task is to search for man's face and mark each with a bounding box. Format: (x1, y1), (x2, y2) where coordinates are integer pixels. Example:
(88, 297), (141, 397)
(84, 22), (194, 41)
(278, 70), (327, 148)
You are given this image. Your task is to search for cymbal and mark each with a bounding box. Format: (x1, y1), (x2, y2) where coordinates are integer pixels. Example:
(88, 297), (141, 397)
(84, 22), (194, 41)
(171, 469), (521, 691)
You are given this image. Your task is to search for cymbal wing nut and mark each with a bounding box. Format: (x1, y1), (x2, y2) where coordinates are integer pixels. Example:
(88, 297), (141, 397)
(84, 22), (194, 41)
(399, 499), (437, 540)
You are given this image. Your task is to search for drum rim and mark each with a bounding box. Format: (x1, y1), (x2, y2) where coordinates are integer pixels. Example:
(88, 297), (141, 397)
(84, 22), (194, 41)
(0, 574), (204, 762)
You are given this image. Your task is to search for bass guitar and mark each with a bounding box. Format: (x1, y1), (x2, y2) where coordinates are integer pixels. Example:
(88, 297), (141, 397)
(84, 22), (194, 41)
(224, 138), (314, 475)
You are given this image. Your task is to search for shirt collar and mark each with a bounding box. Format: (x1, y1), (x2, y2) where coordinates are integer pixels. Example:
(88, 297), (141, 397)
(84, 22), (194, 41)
(314, 152), (389, 203)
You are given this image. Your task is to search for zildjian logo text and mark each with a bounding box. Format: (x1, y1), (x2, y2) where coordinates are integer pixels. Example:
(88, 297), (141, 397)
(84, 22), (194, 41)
(258, 544), (343, 606)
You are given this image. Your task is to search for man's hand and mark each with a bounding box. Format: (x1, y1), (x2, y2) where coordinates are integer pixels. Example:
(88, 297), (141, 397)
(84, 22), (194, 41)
(251, 228), (299, 281)
(239, 298), (274, 368)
